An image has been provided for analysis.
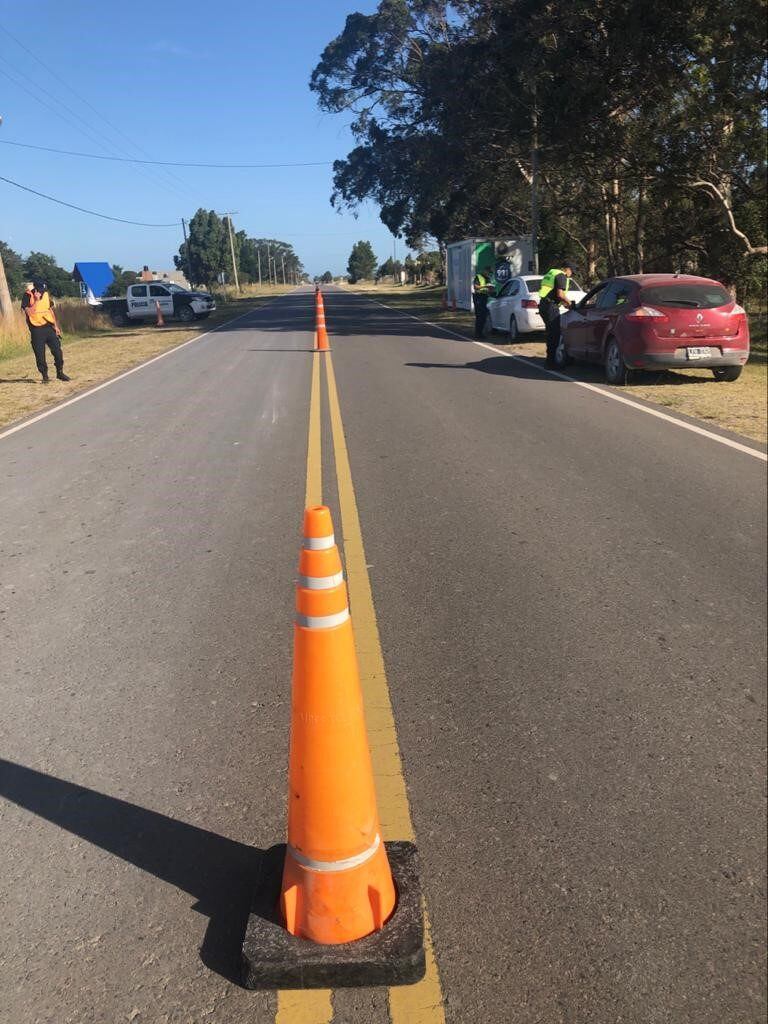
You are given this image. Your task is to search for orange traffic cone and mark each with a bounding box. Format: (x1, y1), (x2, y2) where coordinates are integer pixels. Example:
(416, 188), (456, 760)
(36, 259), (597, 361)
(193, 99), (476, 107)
(316, 302), (330, 351)
(240, 506), (425, 988)
(155, 300), (165, 327)
(280, 506), (395, 943)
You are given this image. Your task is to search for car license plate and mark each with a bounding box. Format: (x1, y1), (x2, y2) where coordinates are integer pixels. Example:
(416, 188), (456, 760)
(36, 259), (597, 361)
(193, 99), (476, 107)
(687, 346), (710, 359)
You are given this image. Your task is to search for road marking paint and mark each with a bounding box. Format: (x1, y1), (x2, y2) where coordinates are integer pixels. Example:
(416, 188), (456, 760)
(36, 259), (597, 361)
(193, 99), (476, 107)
(305, 352), (322, 507)
(325, 355), (446, 1024)
(0, 305), (268, 444)
(276, 347), (333, 1024)
(275, 991), (332, 1024)
(372, 299), (767, 463)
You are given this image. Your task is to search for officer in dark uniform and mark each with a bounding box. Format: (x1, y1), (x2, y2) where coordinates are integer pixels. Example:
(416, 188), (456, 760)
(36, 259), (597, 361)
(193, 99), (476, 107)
(538, 260), (575, 367)
(472, 266), (495, 338)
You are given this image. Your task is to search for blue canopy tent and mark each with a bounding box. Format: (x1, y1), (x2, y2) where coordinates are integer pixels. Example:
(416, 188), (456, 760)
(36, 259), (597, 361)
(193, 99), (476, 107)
(72, 262), (114, 304)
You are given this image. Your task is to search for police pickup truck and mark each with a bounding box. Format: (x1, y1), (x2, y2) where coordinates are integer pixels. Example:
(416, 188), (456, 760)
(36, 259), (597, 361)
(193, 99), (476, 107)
(100, 282), (216, 326)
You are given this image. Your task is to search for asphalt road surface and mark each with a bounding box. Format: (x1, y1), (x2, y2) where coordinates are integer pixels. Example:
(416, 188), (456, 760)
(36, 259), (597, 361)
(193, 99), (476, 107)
(1, 287), (765, 1024)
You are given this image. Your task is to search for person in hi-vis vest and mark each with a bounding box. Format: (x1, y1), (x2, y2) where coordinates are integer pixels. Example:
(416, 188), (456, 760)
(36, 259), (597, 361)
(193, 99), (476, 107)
(24, 280), (70, 383)
(538, 260), (574, 367)
(472, 267), (495, 338)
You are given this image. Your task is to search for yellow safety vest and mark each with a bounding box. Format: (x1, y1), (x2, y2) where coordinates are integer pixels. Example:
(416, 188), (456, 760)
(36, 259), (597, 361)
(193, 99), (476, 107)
(539, 268), (570, 301)
(27, 291), (56, 327)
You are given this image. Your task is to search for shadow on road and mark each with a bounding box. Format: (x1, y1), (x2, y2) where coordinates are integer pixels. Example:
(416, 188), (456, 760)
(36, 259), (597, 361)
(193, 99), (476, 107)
(0, 757), (262, 985)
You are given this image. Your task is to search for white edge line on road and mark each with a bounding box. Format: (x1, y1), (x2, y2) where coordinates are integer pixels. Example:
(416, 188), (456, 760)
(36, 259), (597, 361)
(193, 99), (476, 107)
(0, 304), (272, 444)
(371, 299), (767, 463)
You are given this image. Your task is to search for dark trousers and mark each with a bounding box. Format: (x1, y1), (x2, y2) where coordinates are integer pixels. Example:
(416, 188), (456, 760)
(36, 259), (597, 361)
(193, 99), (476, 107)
(473, 293), (489, 338)
(539, 299), (561, 365)
(29, 324), (64, 377)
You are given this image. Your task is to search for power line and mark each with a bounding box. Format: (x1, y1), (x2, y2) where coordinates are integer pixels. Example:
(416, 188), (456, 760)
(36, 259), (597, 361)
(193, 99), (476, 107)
(0, 138), (334, 169)
(0, 22), (195, 198)
(0, 173), (179, 227)
(0, 49), (194, 202)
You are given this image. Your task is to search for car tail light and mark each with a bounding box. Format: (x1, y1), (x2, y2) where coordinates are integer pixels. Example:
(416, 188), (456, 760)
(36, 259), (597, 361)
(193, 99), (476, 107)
(730, 303), (747, 325)
(521, 299), (538, 309)
(625, 305), (669, 322)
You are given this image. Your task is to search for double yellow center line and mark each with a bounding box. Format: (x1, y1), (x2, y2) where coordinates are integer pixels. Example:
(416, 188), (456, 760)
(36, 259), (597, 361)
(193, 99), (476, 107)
(275, 347), (445, 1024)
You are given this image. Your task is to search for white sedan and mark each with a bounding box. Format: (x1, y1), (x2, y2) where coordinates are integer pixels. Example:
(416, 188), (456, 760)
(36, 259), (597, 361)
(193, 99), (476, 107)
(486, 275), (586, 342)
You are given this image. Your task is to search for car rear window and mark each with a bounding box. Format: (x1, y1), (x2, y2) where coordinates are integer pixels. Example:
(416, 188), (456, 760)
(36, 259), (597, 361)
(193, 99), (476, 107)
(525, 278), (543, 292)
(640, 283), (731, 308)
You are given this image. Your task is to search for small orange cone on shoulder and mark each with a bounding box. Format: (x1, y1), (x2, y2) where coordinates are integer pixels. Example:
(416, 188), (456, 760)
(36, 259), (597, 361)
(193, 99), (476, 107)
(155, 300), (165, 327)
(280, 506), (396, 944)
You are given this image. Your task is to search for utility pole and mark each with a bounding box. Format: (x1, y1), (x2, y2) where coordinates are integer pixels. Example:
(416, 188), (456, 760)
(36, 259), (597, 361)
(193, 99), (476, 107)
(0, 115), (12, 318)
(530, 82), (540, 274)
(0, 248), (13, 320)
(181, 218), (193, 287)
(266, 242), (272, 285)
(223, 212), (240, 292)
(281, 254), (286, 285)
(257, 247), (262, 287)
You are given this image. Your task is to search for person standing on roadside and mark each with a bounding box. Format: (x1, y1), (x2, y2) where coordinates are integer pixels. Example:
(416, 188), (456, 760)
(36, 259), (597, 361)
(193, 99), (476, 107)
(538, 260), (575, 367)
(472, 265), (495, 338)
(24, 280), (70, 383)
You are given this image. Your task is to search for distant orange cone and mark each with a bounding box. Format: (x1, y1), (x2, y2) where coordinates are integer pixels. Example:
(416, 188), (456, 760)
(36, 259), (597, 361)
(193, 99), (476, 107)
(316, 301), (331, 351)
(279, 506), (396, 944)
(155, 300), (165, 327)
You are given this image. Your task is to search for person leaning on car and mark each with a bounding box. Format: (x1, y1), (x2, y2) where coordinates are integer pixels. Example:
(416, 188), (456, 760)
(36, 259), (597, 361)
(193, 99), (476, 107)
(23, 280), (70, 384)
(473, 267), (495, 338)
(538, 260), (574, 367)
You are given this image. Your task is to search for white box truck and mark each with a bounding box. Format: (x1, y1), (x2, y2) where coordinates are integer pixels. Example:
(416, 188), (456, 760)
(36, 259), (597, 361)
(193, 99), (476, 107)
(446, 237), (533, 311)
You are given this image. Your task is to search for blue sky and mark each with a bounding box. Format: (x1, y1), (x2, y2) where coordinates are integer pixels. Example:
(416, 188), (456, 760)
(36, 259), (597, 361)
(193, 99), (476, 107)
(0, 0), (406, 278)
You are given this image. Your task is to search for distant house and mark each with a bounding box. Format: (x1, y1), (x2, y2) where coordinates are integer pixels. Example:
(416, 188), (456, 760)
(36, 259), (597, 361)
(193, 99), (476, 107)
(138, 265), (191, 288)
(72, 262), (115, 305)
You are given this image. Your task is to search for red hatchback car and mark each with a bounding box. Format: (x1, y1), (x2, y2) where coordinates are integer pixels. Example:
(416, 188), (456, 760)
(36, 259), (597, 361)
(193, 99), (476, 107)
(555, 274), (750, 384)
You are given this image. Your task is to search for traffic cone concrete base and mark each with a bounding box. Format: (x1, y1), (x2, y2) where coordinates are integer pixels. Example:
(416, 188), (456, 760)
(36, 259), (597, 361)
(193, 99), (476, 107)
(241, 841), (425, 989)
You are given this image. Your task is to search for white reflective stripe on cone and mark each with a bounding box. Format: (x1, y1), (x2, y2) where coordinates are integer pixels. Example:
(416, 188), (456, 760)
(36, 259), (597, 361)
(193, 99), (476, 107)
(298, 571), (344, 590)
(287, 834), (381, 873)
(303, 534), (335, 550)
(295, 608), (350, 629)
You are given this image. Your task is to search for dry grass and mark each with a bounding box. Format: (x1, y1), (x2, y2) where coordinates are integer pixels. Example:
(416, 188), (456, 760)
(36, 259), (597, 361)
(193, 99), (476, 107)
(0, 291), (291, 431)
(357, 284), (767, 445)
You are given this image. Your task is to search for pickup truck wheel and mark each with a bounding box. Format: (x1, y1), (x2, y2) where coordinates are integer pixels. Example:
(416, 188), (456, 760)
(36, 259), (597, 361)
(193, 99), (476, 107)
(110, 311), (129, 327)
(508, 316), (519, 343)
(177, 304), (195, 323)
(605, 337), (630, 385)
(711, 366), (742, 382)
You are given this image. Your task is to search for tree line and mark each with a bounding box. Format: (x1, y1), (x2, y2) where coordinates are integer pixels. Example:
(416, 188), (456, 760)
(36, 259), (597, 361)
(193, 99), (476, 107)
(175, 209), (305, 289)
(311, 0), (766, 299)
(0, 242), (81, 298)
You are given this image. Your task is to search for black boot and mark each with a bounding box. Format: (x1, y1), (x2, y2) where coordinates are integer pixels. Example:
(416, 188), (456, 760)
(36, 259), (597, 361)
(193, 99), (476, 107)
(57, 372), (71, 381)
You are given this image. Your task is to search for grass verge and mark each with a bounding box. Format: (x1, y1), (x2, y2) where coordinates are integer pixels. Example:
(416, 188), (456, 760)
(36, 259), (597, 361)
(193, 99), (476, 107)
(348, 283), (767, 445)
(0, 286), (292, 432)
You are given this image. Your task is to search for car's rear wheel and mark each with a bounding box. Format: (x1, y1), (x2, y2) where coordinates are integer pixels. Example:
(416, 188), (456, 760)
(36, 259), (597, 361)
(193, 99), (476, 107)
(554, 335), (570, 369)
(177, 304), (195, 323)
(711, 366), (742, 382)
(604, 337), (630, 385)
(508, 315), (519, 343)
(110, 310), (129, 327)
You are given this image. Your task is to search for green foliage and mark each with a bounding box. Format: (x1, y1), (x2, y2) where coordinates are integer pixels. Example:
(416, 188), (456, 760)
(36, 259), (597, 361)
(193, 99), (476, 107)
(0, 241), (25, 298)
(105, 265), (138, 297)
(23, 252), (78, 297)
(175, 209), (232, 288)
(240, 238), (304, 284)
(347, 240), (378, 282)
(321, 270), (334, 283)
(175, 213), (305, 287)
(312, 0), (767, 296)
